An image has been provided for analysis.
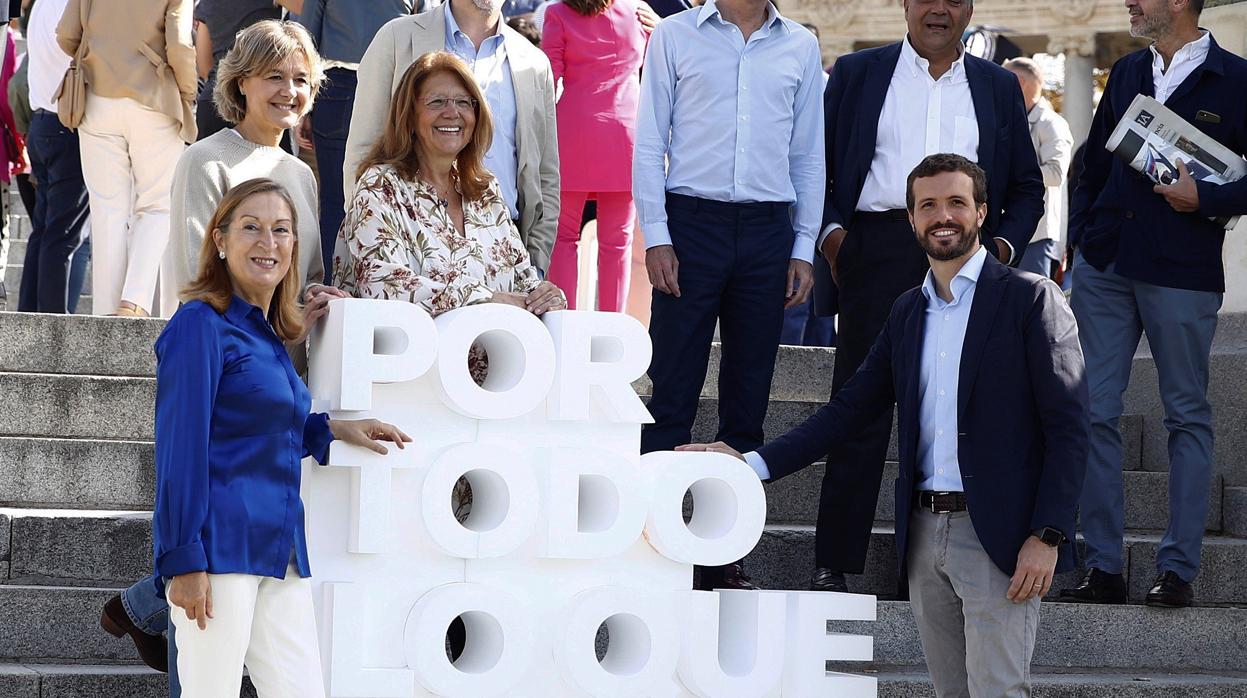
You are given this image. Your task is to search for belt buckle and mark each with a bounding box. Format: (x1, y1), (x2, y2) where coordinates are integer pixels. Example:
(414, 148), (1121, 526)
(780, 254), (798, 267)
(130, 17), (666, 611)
(929, 491), (952, 514)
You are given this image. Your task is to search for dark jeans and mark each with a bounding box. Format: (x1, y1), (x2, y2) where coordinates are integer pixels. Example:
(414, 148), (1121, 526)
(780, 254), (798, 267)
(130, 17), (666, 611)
(780, 296), (836, 347)
(20, 111), (89, 313)
(641, 193), (793, 455)
(310, 67), (358, 282)
(815, 210), (929, 572)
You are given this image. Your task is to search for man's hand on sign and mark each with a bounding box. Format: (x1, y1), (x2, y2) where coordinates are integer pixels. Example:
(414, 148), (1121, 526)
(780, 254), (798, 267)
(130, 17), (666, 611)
(676, 441), (745, 461)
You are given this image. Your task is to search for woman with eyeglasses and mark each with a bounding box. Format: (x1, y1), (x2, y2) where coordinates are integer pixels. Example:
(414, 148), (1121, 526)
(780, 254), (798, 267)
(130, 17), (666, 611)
(335, 51), (565, 380)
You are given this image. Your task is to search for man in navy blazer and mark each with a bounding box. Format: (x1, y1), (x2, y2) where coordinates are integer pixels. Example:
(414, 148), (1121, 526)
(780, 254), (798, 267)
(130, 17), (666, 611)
(1061, 0), (1247, 609)
(683, 155), (1087, 695)
(807, 0), (1045, 594)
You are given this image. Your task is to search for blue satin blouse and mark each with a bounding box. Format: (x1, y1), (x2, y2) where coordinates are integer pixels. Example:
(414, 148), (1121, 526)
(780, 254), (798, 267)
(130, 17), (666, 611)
(152, 296), (333, 581)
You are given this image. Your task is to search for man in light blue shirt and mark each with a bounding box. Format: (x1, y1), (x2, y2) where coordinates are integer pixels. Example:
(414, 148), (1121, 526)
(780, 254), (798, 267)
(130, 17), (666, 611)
(633, 0), (824, 591)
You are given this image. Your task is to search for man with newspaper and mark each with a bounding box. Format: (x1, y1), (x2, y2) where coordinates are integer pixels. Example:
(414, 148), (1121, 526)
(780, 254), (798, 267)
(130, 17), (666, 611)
(1062, 0), (1247, 609)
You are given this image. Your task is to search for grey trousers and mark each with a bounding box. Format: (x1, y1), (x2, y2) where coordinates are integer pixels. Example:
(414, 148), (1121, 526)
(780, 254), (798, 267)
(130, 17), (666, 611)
(907, 509), (1040, 698)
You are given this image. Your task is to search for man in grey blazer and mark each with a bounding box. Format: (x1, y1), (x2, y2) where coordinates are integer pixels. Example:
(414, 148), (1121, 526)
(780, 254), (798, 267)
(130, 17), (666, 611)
(344, 0), (559, 270)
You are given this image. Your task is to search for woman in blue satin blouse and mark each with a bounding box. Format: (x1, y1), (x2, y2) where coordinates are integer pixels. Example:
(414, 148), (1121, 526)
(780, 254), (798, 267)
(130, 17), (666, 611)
(153, 178), (410, 697)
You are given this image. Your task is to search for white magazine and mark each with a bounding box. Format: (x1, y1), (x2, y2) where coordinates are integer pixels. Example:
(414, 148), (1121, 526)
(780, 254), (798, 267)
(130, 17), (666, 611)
(1106, 94), (1245, 230)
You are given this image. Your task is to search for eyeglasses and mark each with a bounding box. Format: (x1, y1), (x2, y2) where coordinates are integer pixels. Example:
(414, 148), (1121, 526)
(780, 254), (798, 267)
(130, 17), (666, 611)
(423, 96), (478, 112)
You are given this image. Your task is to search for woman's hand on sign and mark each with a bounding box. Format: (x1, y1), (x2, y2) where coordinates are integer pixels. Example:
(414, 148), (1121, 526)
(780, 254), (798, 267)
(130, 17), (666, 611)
(168, 571), (213, 630)
(526, 281), (567, 316)
(329, 418), (412, 455)
(676, 441), (745, 461)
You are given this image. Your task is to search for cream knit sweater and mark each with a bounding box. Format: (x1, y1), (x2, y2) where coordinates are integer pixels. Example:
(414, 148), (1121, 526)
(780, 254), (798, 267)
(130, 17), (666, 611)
(168, 128), (324, 293)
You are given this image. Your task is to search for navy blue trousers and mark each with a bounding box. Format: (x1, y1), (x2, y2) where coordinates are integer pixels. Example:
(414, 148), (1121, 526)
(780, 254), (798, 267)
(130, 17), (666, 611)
(311, 67), (357, 282)
(641, 193), (793, 454)
(20, 112), (89, 314)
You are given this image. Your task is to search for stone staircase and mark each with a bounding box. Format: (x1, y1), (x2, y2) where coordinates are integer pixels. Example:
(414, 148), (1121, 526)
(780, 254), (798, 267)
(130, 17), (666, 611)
(0, 189), (1245, 694)
(1, 317), (1245, 695)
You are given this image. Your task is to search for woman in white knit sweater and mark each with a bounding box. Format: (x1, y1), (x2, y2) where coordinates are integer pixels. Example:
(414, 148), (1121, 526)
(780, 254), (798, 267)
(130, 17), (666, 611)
(167, 20), (338, 307)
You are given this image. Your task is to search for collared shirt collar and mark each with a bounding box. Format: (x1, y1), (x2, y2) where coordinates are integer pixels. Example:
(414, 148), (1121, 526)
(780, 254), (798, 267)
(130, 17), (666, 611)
(920, 245), (988, 306)
(1150, 29), (1211, 74)
(901, 33), (967, 82)
(225, 294), (269, 327)
(444, 3), (505, 50)
(697, 0), (784, 32)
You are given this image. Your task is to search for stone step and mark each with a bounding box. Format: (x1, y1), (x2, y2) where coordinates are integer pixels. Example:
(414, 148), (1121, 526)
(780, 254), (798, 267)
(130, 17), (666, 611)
(0, 665), (1240, 698)
(765, 461), (1222, 532)
(745, 525), (1247, 606)
(5, 506), (1247, 604)
(0, 313), (162, 377)
(869, 667), (1247, 697)
(0, 438), (155, 511)
(1227, 487), (1247, 538)
(1, 584), (1242, 671)
(0, 373), (154, 440)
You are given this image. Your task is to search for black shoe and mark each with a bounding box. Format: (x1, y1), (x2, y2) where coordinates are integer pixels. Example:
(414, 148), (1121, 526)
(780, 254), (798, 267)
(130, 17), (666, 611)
(100, 594), (168, 673)
(1145, 571), (1194, 608)
(698, 562), (759, 591)
(1059, 568), (1127, 604)
(810, 568), (848, 593)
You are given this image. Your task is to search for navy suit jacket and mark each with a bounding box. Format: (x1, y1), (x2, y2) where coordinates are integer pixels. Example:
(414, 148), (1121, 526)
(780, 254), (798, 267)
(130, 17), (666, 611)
(814, 43), (1045, 314)
(759, 255), (1089, 577)
(1070, 35), (1247, 293)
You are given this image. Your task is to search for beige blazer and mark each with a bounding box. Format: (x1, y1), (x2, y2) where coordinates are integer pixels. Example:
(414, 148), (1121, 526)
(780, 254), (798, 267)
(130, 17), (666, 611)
(345, 5), (559, 270)
(57, 0), (198, 143)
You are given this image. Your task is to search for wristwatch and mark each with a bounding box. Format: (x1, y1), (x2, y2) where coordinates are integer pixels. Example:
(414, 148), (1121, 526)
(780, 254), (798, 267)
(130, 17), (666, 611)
(1032, 527), (1064, 547)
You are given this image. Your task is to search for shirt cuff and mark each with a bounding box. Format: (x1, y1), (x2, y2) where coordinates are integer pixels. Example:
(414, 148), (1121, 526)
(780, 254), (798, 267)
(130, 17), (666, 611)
(994, 236), (1016, 265)
(303, 412), (334, 464)
(743, 450), (771, 481)
(790, 235), (815, 264)
(157, 542), (209, 579)
(641, 220), (672, 249)
(817, 221), (844, 254)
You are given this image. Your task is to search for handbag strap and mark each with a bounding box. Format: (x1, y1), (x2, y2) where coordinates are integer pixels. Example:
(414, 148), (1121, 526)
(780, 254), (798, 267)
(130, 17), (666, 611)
(73, 0), (92, 62)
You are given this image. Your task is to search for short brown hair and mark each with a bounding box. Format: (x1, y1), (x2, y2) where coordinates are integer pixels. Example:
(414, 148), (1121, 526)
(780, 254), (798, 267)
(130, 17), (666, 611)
(565, 0), (612, 15)
(905, 153), (988, 212)
(356, 52), (494, 202)
(181, 179), (305, 343)
(213, 20), (324, 125)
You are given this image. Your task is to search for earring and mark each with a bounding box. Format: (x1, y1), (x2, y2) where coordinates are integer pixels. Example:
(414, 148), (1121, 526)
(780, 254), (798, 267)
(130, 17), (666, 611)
(218, 250), (226, 259)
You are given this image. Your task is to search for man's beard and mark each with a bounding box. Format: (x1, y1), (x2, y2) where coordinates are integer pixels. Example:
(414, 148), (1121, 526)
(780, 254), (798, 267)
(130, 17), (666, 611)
(1130, 11), (1171, 40)
(472, 0), (504, 12)
(917, 221), (979, 261)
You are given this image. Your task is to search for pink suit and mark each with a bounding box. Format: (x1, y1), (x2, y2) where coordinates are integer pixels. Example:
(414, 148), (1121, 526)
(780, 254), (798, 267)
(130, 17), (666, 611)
(542, 0), (646, 312)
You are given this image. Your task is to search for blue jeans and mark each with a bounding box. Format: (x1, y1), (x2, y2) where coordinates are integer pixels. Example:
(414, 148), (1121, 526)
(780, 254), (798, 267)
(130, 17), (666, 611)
(68, 234), (90, 313)
(1019, 238), (1059, 277)
(123, 574), (179, 697)
(1070, 252), (1221, 582)
(311, 67), (357, 282)
(19, 111), (90, 313)
(780, 298), (836, 347)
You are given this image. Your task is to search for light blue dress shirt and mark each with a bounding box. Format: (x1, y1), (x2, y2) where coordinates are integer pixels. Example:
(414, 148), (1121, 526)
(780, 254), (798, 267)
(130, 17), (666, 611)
(445, 8), (521, 221)
(915, 246), (987, 492)
(632, 0), (826, 263)
(744, 247), (989, 486)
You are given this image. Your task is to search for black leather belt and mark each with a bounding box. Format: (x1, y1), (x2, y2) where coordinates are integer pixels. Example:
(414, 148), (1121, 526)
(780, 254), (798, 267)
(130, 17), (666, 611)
(917, 490), (968, 514)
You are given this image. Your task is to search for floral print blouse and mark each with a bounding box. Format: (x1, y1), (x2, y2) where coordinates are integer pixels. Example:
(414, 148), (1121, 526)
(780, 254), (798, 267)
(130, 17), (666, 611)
(334, 164), (540, 314)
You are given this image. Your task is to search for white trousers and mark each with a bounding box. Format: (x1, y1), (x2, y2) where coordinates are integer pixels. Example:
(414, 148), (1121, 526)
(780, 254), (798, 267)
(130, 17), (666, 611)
(78, 94), (184, 317)
(169, 565), (327, 698)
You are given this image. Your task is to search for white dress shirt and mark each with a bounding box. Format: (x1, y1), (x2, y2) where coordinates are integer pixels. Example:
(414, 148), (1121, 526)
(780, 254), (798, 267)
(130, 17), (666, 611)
(28, 0), (72, 112)
(1151, 30), (1211, 105)
(820, 37), (980, 246)
(1026, 100), (1073, 245)
(633, 0), (826, 263)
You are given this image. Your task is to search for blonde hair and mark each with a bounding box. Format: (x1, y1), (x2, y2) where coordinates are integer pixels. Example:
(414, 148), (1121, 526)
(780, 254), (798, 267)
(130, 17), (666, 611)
(181, 179), (305, 343)
(213, 20), (324, 125)
(356, 52), (495, 202)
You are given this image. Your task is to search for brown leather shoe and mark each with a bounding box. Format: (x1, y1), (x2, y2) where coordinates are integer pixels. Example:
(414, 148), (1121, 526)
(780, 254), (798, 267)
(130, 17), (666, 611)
(699, 562), (759, 591)
(101, 594), (168, 672)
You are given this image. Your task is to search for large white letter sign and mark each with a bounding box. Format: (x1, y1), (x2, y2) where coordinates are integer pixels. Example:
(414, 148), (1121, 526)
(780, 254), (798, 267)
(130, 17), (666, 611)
(641, 450), (767, 566)
(303, 302), (879, 698)
(309, 298), (437, 411)
(543, 310), (653, 423)
(432, 304), (555, 419)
